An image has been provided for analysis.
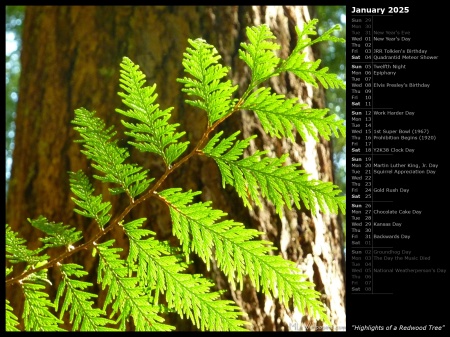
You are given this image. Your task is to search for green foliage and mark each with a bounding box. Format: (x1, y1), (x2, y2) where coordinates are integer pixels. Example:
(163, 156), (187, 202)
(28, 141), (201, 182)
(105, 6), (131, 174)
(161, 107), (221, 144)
(239, 25), (281, 87)
(158, 188), (329, 323)
(5, 22), (345, 331)
(95, 239), (174, 331)
(6, 224), (48, 265)
(177, 38), (238, 126)
(116, 58), (190, 166)
(242, 87), (345, 141)
(6, 299), (20, 331)
(202, 131), (345, 215)
(122, 218), (246, 331)
(28, 216), (83, 249)
(22, 281), (66, 331)
(69, 170), (112, 229)
(55, 263), (116, 331)
(72, 108), (154, 200)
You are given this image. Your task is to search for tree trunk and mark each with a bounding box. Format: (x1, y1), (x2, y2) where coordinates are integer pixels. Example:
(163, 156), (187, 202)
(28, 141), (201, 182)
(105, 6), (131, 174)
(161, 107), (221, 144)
(6, 5), (345, 331)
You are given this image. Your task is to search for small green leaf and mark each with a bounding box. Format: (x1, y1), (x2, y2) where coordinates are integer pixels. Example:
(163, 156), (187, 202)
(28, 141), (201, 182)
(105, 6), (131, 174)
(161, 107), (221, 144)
(177, 38), (239, 126)
(116, 57), (189, 165)
(29, 216), (83, 249)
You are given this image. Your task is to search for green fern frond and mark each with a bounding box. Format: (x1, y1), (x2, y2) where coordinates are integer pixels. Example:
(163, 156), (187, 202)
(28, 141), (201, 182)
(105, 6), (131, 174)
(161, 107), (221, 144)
(177, 38), (239, 125)
(28, 216), (83, 249)
(290, 19), (318, 53)
(280, 52), (345, 89)
(116, 57), (189, 166)
(121, 218), (174, 299)
(6, 299), (20, 331)
(202, 131), (346, 215)
(291, 19), (345, 54)
(69, 170), (112, 229)
(72, 108), (153, 200)
(55, 263), (116, 331)
(305, 22), (345, 50)
(242, 87), (345, 141)
(22, 281), (65, 331)
(276, 20), (345, 89)
(6, 224), (48, 264)
(316, 23), (345, 44)
(158, 188), (269, 284)
(239, 24), (281, 85)
(122, 218), (248, 331)
(95, 240), (174, 331)
(158, 188), (330, 325)
(315, 65), (346, 90)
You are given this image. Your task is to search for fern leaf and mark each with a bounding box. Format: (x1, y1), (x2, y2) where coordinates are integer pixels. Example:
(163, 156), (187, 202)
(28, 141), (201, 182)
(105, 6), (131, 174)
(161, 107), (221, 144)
(290, 19), (318, 55)
(239, 24), (281, 85)
(6, 299), (20, 331)
(177, 38), (238, 125)
(314, 23), (345, 44)
(277, 20), (345, 89)
(22, 282), (65, 331)
(281, 52), (345, 89)
(95, 240), (174, 331)
(315, 65), (346, 90)
(72, 108), (153, 200)
(54, 263), (116, 331)
(6, 224), (48, 264)
(116, 57), (189, 166)
(122, 218), (248, 331)
(121, 218), (175, 299)
(295, 20), (345, 53)
(287, 19), (344, 56)
(158, 188), (330, 325)
(202, 131), (346, 215)
(242, 87), (345, 141)
(69, 170), (112, 229)
(28, 215), (83, 249)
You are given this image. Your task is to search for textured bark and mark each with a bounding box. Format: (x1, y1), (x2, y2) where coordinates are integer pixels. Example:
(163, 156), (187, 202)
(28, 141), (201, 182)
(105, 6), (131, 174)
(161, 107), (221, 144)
(6, 5), (345, 331)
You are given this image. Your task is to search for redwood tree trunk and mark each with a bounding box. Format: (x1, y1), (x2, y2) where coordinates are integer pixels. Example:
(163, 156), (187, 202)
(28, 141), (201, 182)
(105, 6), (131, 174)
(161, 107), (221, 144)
(6, 5), (345, 331)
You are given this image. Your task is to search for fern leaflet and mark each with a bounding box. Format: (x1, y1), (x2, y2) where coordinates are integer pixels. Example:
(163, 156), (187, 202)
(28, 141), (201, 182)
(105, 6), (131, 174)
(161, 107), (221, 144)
(291, 19), (345, 54)
(95, 240), (173, 331)
(69, 170), (112, 229)
(177, 38), (239, 125)
(202, 131), (346, 215)
(6, 299), (20, 331)
(122, 218), (248, 331)
(5, 267), (19, 331)
(158, 188), (330, 325)
(55, 263), (116, 331)
(278, 19), (346, 89)
(116, 57), (189, 166)
(280, 52), (345, 89)
(28, 216), (83, 250)
(72, 107), (153, 201)
(6, 224), (48, 265)
(242, 87), (345, 141)
(238, 24), (281, 86)
(22, 281), (65, 331)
